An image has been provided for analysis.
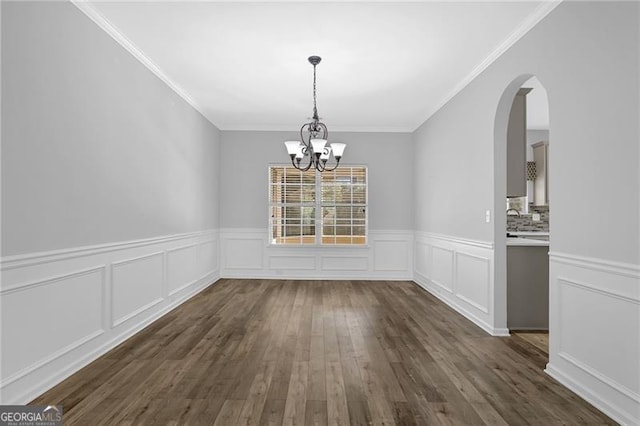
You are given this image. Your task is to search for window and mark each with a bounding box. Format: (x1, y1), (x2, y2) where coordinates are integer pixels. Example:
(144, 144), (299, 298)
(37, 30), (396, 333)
(506, 196), (529, 214)
(269, 166), (367, 245)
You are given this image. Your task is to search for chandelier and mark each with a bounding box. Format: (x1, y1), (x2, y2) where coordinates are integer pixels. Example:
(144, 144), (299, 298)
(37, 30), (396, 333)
(284, 56), (346, 172)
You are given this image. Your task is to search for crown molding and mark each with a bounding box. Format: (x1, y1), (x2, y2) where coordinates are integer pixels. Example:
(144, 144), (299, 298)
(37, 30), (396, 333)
(412, 0), (563, 131)
(72, 0), (561, 134)
(70, 0), (220, 130)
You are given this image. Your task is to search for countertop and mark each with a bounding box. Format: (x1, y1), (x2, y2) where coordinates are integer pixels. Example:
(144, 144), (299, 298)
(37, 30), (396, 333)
(506, 231), (550, 247)
(507, 237), (549, 247)
(508, 231), (549, 237)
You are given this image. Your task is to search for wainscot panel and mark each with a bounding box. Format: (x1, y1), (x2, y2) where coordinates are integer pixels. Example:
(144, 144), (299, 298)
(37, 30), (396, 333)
(547, 253), (640, 426)
(222, 233), (264, 270)
(0, 230), (220, 405)
(219, 229), (413, 280)
(321, 255), (369, 271)
(413, 232), (498, 336)
(414, 240), (430, 278)
(199, 239), (218, 277)
(111, 252), (164, 327)
(430, 246), (455, 293)
(455, 252), (490, 314)
(167, 244), (199, 296)
(373, 239), (410, 271)
(1, 267), (105, 386)
(268, 255), (316, 271)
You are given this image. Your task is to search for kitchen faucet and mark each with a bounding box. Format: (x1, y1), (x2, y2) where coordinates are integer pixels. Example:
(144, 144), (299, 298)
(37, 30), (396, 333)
(506, 208), (521, 217)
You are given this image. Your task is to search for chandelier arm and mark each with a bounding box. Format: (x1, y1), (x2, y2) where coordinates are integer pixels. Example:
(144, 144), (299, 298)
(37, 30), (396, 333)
(291, 151), (314, 172)
(300, 123), (311, 150)
(299, 154), (314, 172)
(300, 123), (315, 173)
(322, 158), (341, 172)
(318, 122), (328, 141)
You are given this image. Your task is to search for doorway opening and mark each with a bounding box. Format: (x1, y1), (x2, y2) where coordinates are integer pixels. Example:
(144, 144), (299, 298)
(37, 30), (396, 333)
(494, 74), (551, 361)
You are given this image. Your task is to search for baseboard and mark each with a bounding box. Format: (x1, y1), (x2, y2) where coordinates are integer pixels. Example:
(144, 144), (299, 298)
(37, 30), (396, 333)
(546, 363), (637, 426)
(221, 272), (414, 281)
(509, 327), (549, 332)
(548, 253), (639, 425)
(0, 230), (220, 404)
(413, 232), (500, 336)
(3, 272), (219, 405)
(3, 271), (219, 405)
(413, 274), (506, 337)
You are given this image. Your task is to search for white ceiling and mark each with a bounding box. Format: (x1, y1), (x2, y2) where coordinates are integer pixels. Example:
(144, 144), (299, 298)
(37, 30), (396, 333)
(82, 1), (555, 132)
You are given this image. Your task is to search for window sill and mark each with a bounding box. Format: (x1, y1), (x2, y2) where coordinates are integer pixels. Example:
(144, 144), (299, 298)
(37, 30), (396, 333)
(267, 243), (370, 249)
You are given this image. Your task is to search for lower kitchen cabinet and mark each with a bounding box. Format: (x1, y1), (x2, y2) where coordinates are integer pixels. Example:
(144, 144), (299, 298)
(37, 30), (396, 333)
(507, 245), (549, 330)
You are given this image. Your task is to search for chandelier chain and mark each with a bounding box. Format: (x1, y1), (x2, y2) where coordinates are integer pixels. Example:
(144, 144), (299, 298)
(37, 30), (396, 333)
(312, 64), (318, 120)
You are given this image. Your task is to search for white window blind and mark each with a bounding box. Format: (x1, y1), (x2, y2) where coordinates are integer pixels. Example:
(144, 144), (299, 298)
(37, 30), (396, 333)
(320, 167), (367, 244)
(269, 166), (367, 245)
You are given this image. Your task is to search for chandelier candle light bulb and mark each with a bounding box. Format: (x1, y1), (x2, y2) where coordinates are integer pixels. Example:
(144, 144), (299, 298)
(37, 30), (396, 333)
(330, 142), (346, 159)
(283, 56), (346, 172)
(310, 139), (328, 157)
(285, 141), (301, 157)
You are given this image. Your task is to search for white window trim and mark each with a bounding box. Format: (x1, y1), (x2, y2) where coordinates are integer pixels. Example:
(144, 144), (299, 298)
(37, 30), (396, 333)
(268, 164), (368, 247)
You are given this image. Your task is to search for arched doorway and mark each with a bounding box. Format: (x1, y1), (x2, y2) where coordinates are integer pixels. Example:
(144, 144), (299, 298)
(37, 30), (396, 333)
(494, 74), (551, 361)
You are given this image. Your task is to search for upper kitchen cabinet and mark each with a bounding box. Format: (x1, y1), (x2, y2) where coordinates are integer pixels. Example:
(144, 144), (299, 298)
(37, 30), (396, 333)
(507, 88), (532, 197)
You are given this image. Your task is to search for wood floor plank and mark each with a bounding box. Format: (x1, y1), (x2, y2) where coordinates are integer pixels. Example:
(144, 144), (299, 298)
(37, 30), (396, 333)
(29, 279), (616, 426)
(347, 399), (373, 426)
(304, 400), (328, 426)
(325, 361), (350, 426)
(60, 360), (160, 424)
(178, 397), (226, 425)
(258, 398), (286, 426)
(308, 335), (326, 401)
(237, 361), (277, 426)
(293, 286), (313, 362)
(358, 361), (399, 425)
(29, 357), (118, 411)
(213, 399), (245, 426)
(266, 333), (296, 400)
(391, 401), (417, 426)
(513, 331), (549, 354)
(339, 349), (367, 402)
(282, 361), (309, 426)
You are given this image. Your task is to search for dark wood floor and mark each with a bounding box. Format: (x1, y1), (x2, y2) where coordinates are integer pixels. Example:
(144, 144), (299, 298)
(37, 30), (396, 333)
(32, 279), (614, 425)
(512, 332), (549, 355)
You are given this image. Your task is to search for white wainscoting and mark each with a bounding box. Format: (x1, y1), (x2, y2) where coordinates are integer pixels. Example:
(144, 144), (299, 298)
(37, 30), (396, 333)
(220, 229), (413, 280)
(0, 230), (220, 405)
(111, 252), (164, 327)
(413, 232), (503, 336)
(546, 252), (640, 426)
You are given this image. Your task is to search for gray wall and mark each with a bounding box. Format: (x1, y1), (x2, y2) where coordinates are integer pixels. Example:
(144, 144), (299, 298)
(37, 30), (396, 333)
(1, 2), (221, 256)
(413, 1), (639, 264)
(220, 131), (413, 231)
